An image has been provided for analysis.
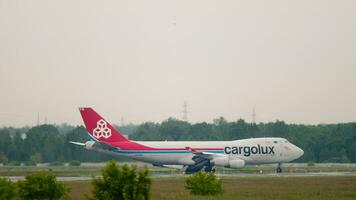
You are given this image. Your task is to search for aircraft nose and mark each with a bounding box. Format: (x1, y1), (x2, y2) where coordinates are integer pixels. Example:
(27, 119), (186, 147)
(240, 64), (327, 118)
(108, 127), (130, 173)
(295, 146), (304, 158)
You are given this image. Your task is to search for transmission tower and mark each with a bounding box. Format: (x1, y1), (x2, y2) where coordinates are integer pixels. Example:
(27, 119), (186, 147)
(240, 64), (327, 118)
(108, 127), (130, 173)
(183, 101), (188, 121)
(37, 112), (40, 126)
(121, 117), (125, 126)
(252, 107), (256, 124)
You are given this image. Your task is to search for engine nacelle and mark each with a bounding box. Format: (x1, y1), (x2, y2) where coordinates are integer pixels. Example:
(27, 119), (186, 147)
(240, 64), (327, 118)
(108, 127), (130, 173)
(212, 157), (245, 168)
(228, 159), (245, 168)
(84, 141), (95, 150)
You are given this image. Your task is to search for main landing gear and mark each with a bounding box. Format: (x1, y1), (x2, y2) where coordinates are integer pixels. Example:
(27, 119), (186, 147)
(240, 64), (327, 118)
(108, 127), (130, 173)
(204, 161), (216, 173)
(206, 167), (216, 173)
(276, 163), (283, 173)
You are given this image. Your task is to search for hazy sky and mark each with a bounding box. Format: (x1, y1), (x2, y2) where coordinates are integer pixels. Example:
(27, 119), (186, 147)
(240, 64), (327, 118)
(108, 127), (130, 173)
(0, 0), (355, 126)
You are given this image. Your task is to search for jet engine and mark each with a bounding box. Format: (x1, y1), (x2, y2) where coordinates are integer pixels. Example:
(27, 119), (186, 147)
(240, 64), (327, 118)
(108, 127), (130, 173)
(212, 157), (245, 168)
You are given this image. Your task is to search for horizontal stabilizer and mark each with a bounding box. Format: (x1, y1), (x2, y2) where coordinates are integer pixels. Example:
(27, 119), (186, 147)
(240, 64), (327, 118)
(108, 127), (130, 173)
(69, 141), (85, 146)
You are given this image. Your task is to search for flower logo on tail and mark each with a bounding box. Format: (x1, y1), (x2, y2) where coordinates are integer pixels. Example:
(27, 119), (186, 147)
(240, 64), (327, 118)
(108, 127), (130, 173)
(93, 119), (112, 139)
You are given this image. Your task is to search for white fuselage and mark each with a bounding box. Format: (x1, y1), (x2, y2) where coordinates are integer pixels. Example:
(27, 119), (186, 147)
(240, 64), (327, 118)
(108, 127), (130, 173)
(94, 137), (304, 166)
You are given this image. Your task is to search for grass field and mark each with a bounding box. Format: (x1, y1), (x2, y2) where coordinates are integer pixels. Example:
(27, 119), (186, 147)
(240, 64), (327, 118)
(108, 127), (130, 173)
(65, 176), (356, 200)
(1, 163), (356, 177)
(1, 164), (356, 199)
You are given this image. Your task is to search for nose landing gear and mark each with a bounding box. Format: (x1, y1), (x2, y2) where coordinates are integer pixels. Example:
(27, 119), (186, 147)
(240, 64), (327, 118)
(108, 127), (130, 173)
(276, 163), (283, 173)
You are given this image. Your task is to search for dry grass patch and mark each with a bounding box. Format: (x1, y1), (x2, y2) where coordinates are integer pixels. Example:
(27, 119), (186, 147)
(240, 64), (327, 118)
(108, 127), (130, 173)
(63, 176), (356, 200)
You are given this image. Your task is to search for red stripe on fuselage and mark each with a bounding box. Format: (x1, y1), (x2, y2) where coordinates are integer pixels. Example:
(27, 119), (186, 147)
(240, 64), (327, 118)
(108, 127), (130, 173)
(108, 141), (223, 151)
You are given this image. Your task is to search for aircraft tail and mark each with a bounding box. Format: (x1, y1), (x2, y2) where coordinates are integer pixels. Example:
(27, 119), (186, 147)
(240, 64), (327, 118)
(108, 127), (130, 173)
(79, 107), (129, 143)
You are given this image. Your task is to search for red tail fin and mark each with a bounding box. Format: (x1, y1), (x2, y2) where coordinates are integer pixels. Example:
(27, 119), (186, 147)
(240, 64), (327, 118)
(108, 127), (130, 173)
(79, 107), (129, 143)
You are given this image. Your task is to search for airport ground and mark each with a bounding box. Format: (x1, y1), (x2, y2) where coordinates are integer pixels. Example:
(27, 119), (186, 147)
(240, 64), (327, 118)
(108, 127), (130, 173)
(65, 176), (356, 200)
(1, 163), (356, 199)
(1, 163), (356, 177)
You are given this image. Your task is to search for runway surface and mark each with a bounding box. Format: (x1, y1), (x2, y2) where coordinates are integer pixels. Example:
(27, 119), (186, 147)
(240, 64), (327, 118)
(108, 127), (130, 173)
(6, 172), (356, 181)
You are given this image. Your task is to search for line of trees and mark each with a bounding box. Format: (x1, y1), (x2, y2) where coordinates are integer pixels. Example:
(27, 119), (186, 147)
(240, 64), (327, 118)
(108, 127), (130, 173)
(0, 118), (355, 164)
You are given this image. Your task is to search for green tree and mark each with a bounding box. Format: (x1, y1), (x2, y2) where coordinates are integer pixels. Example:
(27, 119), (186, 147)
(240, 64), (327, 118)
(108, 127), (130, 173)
(0, 129), (11, 158)
(186, 122), (215, 141)
(17, 172), (69, 200)
(2, 120), (356, 164)
(348, 142), (356, 162)
(89, 160), (151, 200)
(185, 172), (223, 195)
(129, 122), (161, 141)
(7, 132), (26, 161)
(24, 125), (65, 162)
(0, 152), (8, 164)
(0, 177), (16, 200)
(115, 123), (138, 135)
(159, 118), (190, 141)
(29, 152), (43, 164)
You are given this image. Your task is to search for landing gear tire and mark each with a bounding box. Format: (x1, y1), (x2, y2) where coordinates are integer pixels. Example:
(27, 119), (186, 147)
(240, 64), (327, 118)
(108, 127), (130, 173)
(276, 167), (282, 173)
(204, 166), (216, 173)
(276, 163), (282, 173)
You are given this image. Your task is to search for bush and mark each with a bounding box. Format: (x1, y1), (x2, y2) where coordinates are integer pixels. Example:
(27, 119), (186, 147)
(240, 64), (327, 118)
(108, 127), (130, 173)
(8, 161), (21, 166)
(185, 172), (223, 195)
(69, 160), (81, 166)
(17, 172), (69, 200)
(24, 160), (37, 166)
(0, 177), (16, 200)
(50, 161), (64, 166)
(89, 160), (151, 200)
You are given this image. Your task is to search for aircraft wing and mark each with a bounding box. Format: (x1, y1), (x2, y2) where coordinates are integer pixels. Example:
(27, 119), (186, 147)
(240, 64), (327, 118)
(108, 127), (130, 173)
(184, 146), (247, 173)
(185, 147), (227, 160)
(184, 146), (229, 173)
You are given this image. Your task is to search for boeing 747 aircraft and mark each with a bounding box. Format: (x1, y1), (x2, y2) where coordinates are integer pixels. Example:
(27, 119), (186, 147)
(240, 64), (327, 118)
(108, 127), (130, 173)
(71, 107), (304, 174)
